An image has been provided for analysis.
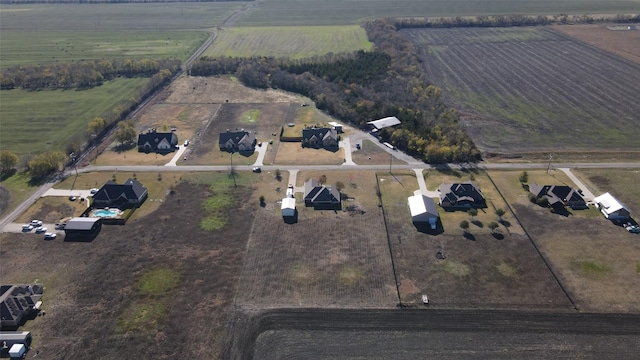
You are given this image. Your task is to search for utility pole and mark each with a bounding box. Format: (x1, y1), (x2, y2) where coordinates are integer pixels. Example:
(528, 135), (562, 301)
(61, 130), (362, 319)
(389, 152), (393, 174)
(547, 154), (553, 173)
(230, 150), (237, 187)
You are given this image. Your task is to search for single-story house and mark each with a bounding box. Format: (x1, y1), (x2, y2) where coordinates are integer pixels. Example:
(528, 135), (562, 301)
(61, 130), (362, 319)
(219, 130), (256, 153)
(438, 182), (485, 209)
(281, 197), (296, 218)
(63, 217), (102, 240)
(0, 285), (43, 329)
(92, 178), (147, 208)
(301, 127), (338, 149)
(367, 116), (401, 131)
(594, 192), (631, 220)
(408, 194), (439, 230)
(137, 130), (178, 153)
(304, 179), (341, 210)
(529, 183), (588, 210)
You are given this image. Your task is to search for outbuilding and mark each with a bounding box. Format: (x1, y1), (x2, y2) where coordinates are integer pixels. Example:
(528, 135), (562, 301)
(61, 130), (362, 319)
(281, 197), (296, 218)
(63, 217), (102, 241)
(594, 192), (631, 220)
(408, 194), (439, 230)
(367, 116), (401, 131)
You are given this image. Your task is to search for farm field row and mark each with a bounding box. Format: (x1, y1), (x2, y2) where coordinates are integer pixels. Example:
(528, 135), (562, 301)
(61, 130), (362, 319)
(203, 26), (372, 59)
(554, 24), (640, 65)
(234, 0), (640, 26)
(0, 3), (239, 31)
(0, 77), (148, 156)
(0, 30), (208, 69)
(404, 26), (640, 153)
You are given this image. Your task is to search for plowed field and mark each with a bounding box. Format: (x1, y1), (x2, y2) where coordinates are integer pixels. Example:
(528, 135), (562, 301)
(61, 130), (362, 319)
(403, 27), (640, 154)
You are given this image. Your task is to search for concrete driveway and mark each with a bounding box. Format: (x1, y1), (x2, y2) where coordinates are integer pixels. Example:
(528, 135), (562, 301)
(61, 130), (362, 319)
(253, 143), (269, 166)
(165, 145), (188, 166)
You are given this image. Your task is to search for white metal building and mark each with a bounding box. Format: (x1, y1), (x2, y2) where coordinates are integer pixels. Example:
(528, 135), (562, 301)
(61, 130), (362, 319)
(593, 192), (631, 220)
(408, 194), (439, 229)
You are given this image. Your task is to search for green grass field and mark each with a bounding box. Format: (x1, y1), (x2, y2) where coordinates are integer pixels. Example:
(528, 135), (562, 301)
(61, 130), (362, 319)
(0, 77), (147, 156)
(204, 26), (372, 59)
(0, 3), (239, 31)
(0, 31), (208, 69)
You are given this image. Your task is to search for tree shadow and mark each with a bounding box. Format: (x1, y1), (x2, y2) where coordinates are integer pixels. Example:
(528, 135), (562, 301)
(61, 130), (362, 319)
(471, 220), (483, 228)
(113, 142), (136, 153)
(499, 219), (512, 228)
(463, 232), (476, 241)
(492, 232), (505, 240)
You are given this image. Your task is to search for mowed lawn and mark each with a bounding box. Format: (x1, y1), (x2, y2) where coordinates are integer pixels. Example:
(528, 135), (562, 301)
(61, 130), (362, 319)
(0, 31), (208, 69)
(0, 77), (147, 156)
(204, 26), (372, 59)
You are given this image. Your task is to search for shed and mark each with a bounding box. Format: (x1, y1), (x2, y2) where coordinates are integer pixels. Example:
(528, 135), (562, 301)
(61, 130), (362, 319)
(367, 116), (401, 130)
(281, 197), (296, 218)
(594, 192), (631, 220)
(328, 121), (343, 133)
(408, 194), (439, 229)
(64, 217), (102, 240)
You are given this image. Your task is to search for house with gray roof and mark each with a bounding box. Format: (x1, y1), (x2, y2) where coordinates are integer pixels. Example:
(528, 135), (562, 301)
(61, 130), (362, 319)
(301, 127), (338, 149)
(92, 178), (147, 208)
(0, 284), (43, 329)
(304, 179), (341, 210)
(438, 182), (485, 209)
(529, 183), (587, 210)
(219, 130), (256, 153)
(137, 130), (178, 153)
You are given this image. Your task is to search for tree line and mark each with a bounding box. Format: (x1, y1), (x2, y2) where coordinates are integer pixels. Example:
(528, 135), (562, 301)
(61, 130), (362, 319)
(393, 13), (640, 29)
(191, 19), (480, 163)
(0, 0), (242, 3)
(0, 58), (181, 90)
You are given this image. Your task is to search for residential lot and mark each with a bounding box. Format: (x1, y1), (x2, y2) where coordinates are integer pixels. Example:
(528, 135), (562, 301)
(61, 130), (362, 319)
(404, 26), (640, 154)
(378, 171), (572, 309)
(489, 170), (640, 312)
(235, 170), (397, 308)
(0, 175), (253, 359)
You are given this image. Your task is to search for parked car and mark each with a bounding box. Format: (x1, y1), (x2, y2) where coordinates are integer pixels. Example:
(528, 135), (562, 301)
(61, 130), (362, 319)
(422, 294), (429, 304)
(89, 188), (99, 194)
(626, 224), (640, 233)
(44, 233), (57, 240)
(258, 141), (263, 147)
(184, 140), (189, 146)
(29, 220), (42, 227)
(22, 224), (33, 232)
(252, 167), (261, 173)
(35, 227), (47, 233)
(69, 196), (77, 201)
(286, 184), (294, 198)
(356, 143), (361, 150)
(55, 223), (66, 230)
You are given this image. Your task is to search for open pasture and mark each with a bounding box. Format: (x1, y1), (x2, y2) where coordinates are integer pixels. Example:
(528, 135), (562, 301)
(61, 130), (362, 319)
(0, 3), (239, 31)
(235, 0), (640, 26)
(203, 26), (372, 59)
(0, 31), (208, 69)
(0, 77), (147, 156)
(573, 168), (640, 215)
(404, 26), (640, 154)
(377, 172), (572, 309)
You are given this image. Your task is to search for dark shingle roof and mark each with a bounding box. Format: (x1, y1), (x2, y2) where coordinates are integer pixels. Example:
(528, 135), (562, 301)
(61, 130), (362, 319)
(93, 178), (147, 203)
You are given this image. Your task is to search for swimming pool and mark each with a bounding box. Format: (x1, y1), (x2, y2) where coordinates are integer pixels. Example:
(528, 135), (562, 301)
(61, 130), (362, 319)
(94, 209), (120, 218)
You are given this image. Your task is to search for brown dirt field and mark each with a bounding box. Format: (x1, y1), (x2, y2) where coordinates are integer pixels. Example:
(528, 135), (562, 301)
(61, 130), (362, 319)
(184, 102), (289, 166)
(234, 196), (398, 309)
(490, 170), (640, 312)
(572, 168), (640, 215)
(377, 173), (573, 310)
(165, 76), (301, 104)
(554, 24), (640, 65)
(0, 177), (255, 359)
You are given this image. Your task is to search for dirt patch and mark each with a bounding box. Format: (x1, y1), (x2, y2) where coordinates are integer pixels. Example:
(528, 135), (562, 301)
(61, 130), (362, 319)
(554, 24), (640, 65)
(165, 76), (300, 104)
